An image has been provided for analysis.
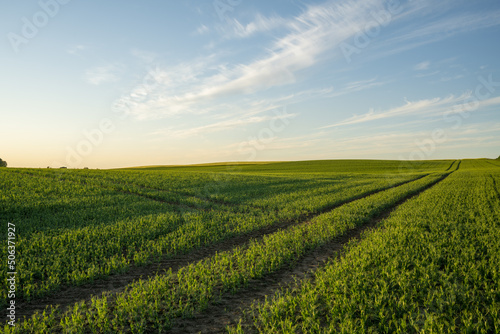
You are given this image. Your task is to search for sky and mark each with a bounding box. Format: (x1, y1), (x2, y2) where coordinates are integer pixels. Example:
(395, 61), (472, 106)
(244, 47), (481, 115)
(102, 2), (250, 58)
(1, 0), (500, 168)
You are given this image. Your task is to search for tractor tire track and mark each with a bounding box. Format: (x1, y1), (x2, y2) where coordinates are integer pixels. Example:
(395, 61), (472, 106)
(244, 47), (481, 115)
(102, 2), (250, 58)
(13, 174), (429, 324)
(444, 160), (457, 171)
(11, 169), (231, 212)
(167, 171), (456, 333)
(485, 160), (500, 168)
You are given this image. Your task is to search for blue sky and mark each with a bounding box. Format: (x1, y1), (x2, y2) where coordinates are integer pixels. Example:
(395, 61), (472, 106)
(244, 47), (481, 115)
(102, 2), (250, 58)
(1, 0), (500, 168)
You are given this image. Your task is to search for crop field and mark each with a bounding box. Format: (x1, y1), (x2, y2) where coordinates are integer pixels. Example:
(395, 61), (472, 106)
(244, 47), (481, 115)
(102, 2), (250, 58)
(1, 159), (499, 333)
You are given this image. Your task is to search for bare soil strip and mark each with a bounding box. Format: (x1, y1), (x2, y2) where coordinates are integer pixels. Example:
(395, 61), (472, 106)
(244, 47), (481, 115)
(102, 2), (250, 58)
(12, 169), (231, 211)
(167, 171), (455, 334)
(485, 160), (500, 168)
(444, 160), (457, 171)
(13, 174), (429, 324)
(115, 188), (213, 213)
(92, 177), (241, 208)
(490, 174), (500, 196)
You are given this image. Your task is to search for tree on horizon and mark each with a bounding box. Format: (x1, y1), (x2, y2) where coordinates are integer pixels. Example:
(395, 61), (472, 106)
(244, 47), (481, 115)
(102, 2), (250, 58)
(0, 158), (7, 167)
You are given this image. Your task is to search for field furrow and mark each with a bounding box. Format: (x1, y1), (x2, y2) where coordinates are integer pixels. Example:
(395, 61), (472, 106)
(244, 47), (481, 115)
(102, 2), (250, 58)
(229, 164), (500, 333)
(444, 160), (457, 171)
(168, 171), (455, 333)
(4, 172), (449, 333)
(8, 173), (428, 324)
(2, 168), (426, 308)
(2, 159), (496, 334)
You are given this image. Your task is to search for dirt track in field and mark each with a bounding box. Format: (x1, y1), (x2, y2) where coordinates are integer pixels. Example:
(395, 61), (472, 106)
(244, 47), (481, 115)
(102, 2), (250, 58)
(166, 170), (457, 333)
(12, 172), (435, 325)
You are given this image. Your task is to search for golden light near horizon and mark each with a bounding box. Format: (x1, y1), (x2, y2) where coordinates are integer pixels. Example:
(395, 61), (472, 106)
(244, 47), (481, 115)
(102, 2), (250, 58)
(1, 0), (499, 169)
(2, 2), (500, 331)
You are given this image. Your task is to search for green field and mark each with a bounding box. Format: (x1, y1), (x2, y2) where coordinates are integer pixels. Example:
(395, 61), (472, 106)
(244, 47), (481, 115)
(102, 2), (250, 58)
(1, 159), (499, 333)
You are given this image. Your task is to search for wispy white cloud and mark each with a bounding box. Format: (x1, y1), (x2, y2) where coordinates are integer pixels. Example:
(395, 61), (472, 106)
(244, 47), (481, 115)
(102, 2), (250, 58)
(121, 0), (500, 129)
(84, 64), (122, 85)
(320, 93), (500, 129)
(215, 130), (331, 161)
(397, 11), (500, 43)
(480, 95), (500, 108)
(288, 78), (384, 101)
(415, 70), (440, 78)
(342, 78), (384, 94)
(309, 121), (500, 159)
(440, 74), (464, 82)
(153, 111), (296, 138)
(131, 49), (158, 64)
(66, 44), (86, 55)
(414, 61), (430, 71)
(126, 0), (389, 120)
(371, 10), (500, 59)
(217, 14), (288, 39)
(194, 24), (210, 35)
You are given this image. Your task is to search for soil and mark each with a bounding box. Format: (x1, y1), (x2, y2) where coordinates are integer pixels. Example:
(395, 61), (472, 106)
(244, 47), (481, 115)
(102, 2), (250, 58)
(166, 171), (455, 333)
(10, 170), (454, 331)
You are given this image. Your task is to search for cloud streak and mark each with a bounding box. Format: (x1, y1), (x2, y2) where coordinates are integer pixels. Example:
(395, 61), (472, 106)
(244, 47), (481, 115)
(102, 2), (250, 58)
(84, 65), (122, 85)
(414, 61), (430, 71)
(126, 0), (389, 120)
(368, 9), (500, 60)
(320, 93), (500, 129)
(217, 15), (288, 39)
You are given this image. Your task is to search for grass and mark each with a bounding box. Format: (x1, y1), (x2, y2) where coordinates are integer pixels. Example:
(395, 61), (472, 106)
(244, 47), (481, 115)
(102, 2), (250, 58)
(228, 161), (500, 333)
(1, 159), (498, 333)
